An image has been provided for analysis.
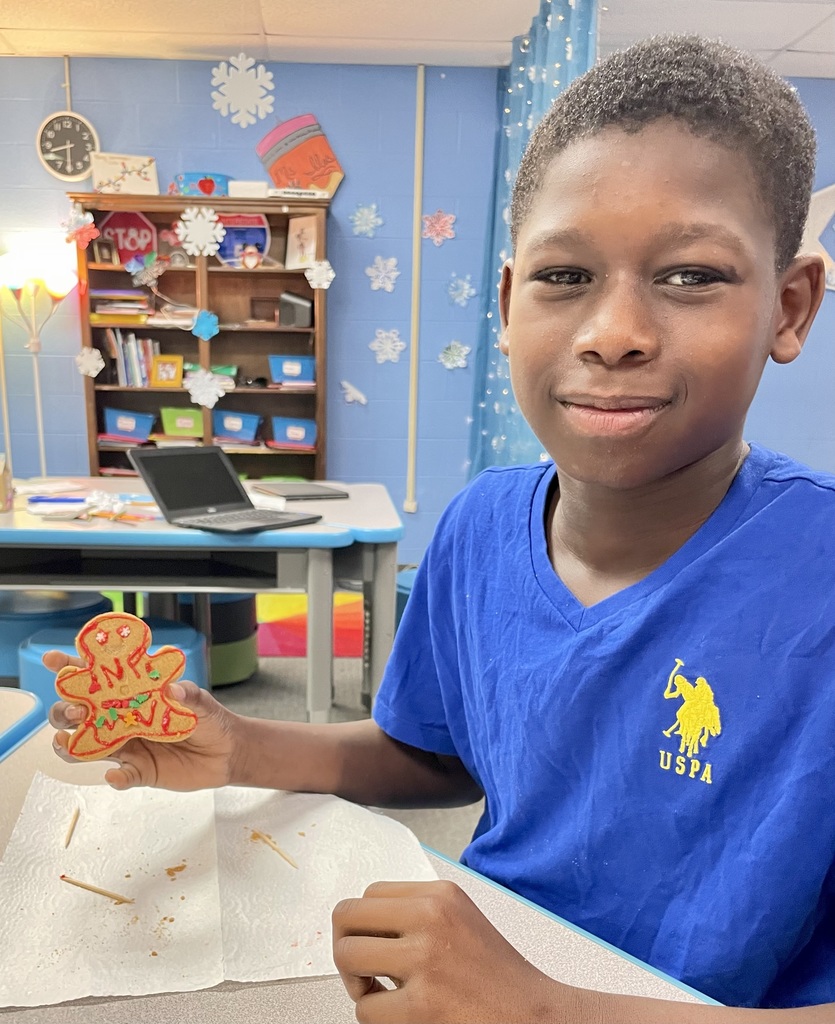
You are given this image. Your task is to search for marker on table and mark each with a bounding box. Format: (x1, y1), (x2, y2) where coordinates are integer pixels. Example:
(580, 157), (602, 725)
(27, 496), (87, 504)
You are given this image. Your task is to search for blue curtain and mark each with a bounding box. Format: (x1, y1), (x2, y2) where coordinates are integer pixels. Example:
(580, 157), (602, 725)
(468, 0), (598, 475)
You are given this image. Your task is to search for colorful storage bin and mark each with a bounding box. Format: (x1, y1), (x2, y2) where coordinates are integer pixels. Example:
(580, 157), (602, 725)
(160, 407), (203, 437)
(212, 409), (262, 442)
(271, 416), (317, 448)
(103, 407), (155, 441)
(268, 355), (316, 384)
(172, 172), (231, 197)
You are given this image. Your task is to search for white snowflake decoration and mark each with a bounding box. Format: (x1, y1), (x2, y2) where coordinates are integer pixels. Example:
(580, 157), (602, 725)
(186, 369), (228, 409)
(369, 328), (406, 365)
(340, 380), (368, 405)
(304, 260), (336, 290)
(75, 347), (105, 378)
(365, 256), (400, 293)
(350, 203), (383, 238)
(438, 340), (471, 370)
(176, 207), (226, 257)
(211, 53), (274, 128)
(448, 273), (476, 308)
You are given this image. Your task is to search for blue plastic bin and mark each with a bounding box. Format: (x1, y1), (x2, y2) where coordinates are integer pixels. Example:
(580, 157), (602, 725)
(213, 409), (262, 442)
(268, 355), (316, 384)
(104, 407), (156, 440)
(271, 416), (317, 448)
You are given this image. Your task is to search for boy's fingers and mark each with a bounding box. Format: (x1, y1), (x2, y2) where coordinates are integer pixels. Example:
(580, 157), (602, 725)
(47, 701), (85, 730)
(42, 650), (84, 672)
(51, 730), (77, 764)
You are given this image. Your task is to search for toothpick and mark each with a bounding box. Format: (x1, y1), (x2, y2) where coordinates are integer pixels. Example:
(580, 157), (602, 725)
(60, 874), (134, 905)
(252, 830), (298, 868)
(63, 806), (80, 848)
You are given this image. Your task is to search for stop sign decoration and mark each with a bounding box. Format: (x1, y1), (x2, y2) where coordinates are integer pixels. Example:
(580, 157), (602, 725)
(99, 211), (158, 265)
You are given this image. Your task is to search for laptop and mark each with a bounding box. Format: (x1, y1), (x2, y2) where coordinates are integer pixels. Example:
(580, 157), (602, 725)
(252, 481), (349, 500)
(127, 446), (323, 534)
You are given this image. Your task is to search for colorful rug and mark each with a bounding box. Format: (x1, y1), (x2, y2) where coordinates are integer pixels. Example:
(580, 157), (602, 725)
(256, 592), (364, 657)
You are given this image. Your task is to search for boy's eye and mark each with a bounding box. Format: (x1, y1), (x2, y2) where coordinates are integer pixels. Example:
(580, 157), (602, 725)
(662, 268), (725, 287)
(534, 268), (590, 286)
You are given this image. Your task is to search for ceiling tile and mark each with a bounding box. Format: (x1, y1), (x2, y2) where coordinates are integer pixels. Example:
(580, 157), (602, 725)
(787, 12), (835, 51)
(260, 0), (539, 43)
(768, 49), (835, 74)
(0, 30), (269, 61)
(599, 0), (833, 51)
(266, 35), (513, 66)
(0, 0), (265, 34)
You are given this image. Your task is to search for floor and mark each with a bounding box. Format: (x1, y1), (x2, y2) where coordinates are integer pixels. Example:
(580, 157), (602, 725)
(212, 656), (484, 861)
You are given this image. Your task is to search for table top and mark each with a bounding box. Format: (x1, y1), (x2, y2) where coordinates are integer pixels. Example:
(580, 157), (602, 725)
(0, 714), (708, 1020)
(0, 478), (403, 549)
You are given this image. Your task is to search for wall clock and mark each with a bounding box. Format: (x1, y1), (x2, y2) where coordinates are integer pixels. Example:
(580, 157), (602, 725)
(36, 110), (99, 181)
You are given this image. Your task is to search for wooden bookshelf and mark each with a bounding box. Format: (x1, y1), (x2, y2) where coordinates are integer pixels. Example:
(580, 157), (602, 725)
(69, 192), (329, 479)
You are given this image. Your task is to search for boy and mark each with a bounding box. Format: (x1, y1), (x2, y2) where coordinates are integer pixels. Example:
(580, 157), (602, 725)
(49, 35), (834, 1022)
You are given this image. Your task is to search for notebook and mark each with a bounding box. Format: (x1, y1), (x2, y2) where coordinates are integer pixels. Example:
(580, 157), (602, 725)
(252, 481), (349, 501)
(127, 446), (323, 533)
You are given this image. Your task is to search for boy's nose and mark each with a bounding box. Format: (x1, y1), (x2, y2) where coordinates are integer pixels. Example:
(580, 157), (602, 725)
(571, 284), (659, 366)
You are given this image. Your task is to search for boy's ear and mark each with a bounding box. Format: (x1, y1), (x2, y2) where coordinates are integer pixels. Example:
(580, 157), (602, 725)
(498, 259), (514, 356)
(771, 254), (826, 365)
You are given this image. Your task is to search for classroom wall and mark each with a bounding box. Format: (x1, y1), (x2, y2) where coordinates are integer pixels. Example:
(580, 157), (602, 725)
(0, 57), (499, 563)
(737, 77), (835, 470)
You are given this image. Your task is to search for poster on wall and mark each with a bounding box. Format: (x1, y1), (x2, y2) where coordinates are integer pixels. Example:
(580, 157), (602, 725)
(91, 152), (160, 195)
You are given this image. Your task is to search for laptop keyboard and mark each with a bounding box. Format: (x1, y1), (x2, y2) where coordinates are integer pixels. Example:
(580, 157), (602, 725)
(181, 509), (303, 527)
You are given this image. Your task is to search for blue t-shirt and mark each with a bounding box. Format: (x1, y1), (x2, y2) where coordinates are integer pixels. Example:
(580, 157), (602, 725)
(374, 444), (835, 1009)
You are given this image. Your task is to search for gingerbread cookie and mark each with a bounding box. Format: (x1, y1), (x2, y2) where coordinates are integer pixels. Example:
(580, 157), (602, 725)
(55, 612), (198, 760)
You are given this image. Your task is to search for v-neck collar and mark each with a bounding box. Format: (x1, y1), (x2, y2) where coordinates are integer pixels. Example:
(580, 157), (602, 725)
(528, 444), (772, 632)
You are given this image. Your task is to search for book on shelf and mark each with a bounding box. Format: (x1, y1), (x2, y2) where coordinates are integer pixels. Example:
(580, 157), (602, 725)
(148, 434), (202, 448)
(99, 466), (139, 477)
(265, 439), (316, 451)
(90, 312), (149, 326)
(99, 329), (160, 387)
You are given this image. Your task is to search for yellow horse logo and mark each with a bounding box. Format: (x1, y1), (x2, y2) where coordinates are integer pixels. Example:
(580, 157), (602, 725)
(663, 658), (721, 757)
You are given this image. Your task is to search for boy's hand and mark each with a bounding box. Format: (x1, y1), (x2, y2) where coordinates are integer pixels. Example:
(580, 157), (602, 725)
(44, 650), (242, 792)
(333, 880), (585, 1024)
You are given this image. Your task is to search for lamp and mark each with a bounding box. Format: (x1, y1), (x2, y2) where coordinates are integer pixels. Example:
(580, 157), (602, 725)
(0, 247), (77, 478)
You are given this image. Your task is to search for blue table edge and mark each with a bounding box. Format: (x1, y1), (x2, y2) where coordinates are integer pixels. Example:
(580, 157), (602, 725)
(422, 845), (721, 1006)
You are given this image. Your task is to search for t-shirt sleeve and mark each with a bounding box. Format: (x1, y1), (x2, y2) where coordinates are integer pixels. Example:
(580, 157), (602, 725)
(372, 497), (464, 758)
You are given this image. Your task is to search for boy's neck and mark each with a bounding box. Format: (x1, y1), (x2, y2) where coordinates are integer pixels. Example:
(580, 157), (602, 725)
(547, 440), (750, 606)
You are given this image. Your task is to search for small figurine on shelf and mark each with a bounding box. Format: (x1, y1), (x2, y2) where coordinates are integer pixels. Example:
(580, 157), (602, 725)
(240, 244), (263, 269)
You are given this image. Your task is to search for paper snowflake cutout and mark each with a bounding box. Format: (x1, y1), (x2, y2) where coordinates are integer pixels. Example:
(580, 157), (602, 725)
(192, 310), (219, 340)
(438, 341), (471, 370)
(422, 209), (456, 247)
(350, 203), (383, 238)
(365, 256), (400, 293)
(211, 52), (274, 128)
(75, 347), (105, 377)
(64, 203), (99, 249)
(304, 260), (335, 289)
(125, 251), (169, 287)
(340, 380), (368, 405)
(176, 207), (226, 257)
(369, 328), (406, 365)
(186, 369), (227, 409)
(448, 273), (476, 307)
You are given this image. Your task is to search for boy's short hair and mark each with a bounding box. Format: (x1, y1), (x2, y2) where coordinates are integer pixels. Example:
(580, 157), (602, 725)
(511, 35), (816, 272)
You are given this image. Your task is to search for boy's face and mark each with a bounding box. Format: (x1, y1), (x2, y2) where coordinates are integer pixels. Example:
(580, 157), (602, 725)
(500, 120), (815, 490)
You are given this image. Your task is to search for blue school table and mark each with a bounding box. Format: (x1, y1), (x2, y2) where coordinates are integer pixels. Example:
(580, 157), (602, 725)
(0, 714), (713, 1021)
(0, 479), (403, 723)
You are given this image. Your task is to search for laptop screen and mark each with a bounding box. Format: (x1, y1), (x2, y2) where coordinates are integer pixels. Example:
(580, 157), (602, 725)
(129, 447), (248, 514)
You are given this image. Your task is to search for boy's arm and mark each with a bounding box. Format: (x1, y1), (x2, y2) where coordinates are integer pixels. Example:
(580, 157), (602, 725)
(231, 714), (482, 808)
(332, 881), (835, 1023)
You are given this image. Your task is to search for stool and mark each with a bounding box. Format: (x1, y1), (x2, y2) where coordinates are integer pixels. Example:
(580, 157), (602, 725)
(0, 687), (45, 760)
(178, 594), (258, 686)
(17, 617), (209, 711)
(0, 591), (113, 682)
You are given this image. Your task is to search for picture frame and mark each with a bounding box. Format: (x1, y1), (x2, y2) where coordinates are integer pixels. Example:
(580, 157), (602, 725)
(150, 353), (184, 388)
(284, 214), (318, 270)
(91, 238), (119, 265)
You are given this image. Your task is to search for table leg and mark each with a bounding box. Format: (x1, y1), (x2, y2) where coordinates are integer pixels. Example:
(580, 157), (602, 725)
(368, 542), (397, 705)
(306, 547), (333, 723)
(192, 594), (213, 692)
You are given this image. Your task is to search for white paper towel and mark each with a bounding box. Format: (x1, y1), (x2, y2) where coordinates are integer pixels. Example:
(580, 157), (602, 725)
(0, 773), (437, 1008)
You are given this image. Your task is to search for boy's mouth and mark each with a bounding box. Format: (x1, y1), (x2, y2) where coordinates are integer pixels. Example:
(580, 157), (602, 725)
(557, 395), (671, 434)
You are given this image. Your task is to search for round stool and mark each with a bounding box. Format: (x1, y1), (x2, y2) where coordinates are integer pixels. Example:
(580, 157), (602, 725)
(17, 617), (209, 711)
(0, 591), (113, 681)
(178, 594), (258, 686)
